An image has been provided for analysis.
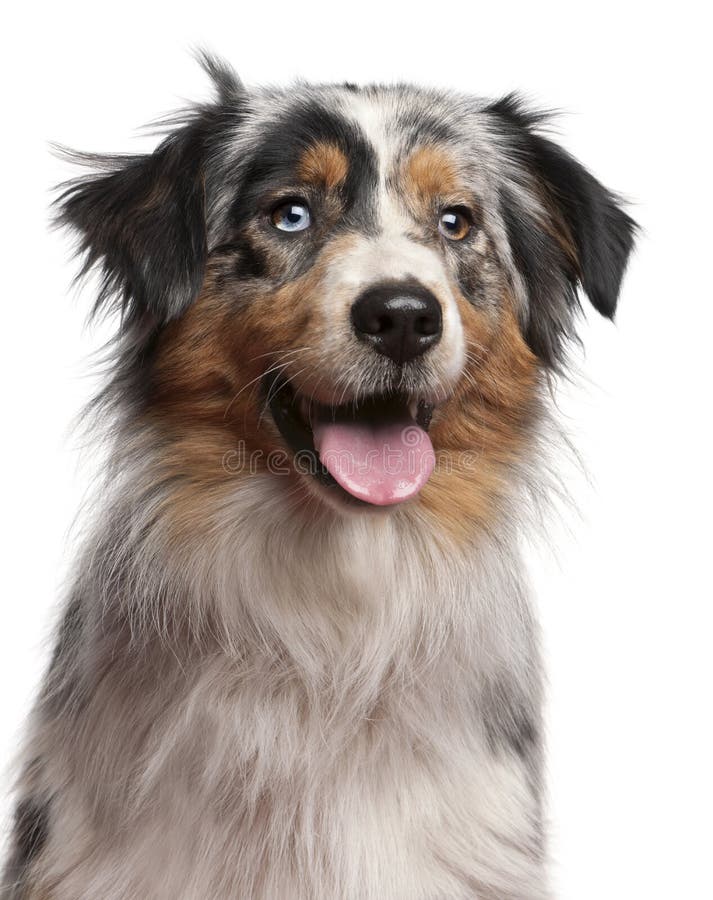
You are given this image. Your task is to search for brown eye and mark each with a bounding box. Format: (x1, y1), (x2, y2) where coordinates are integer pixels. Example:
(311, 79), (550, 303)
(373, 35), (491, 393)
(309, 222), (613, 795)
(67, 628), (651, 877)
(438, 207), (471, 241)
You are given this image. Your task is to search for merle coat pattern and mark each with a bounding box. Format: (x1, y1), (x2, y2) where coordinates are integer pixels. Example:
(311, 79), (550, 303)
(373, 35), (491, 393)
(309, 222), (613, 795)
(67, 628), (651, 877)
(2, 55), (635, 899)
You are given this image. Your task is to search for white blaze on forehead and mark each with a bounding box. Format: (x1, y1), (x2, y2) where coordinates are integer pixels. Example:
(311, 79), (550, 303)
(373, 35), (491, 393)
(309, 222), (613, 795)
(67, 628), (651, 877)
(330, 91), (465, 383)
(341, 92), (393, 191)
(341, 91), (413, 235)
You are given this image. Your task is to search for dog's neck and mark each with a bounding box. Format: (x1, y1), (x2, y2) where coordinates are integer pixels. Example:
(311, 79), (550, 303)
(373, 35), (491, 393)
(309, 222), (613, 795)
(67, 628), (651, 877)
(79, 460), (538, 687)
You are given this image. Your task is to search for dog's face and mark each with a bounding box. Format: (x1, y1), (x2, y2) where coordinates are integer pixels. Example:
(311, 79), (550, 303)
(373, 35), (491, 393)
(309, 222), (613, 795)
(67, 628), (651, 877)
(59, 61), (635, 534)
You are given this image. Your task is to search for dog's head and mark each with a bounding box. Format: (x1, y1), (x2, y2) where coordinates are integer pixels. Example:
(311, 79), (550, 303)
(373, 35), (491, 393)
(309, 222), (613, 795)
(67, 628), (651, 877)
(58, 56), (635, 532)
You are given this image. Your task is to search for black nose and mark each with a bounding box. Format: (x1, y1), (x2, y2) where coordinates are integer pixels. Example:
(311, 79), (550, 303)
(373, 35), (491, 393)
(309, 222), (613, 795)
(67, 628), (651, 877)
(351, 282), (443, 365)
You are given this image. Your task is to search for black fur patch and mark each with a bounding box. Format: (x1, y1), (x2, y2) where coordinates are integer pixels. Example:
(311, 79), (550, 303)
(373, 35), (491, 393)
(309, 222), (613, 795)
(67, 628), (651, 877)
(499, 184), (577, 366)
(531, 133), (637, 319)
(487, 93), (637, 366)
(53, 53), (247, 330)
(14, 799), (49, 866)
(41, 594), (84, 716)
(233, 98), (379, 235)
(481, 678), (541, 777)
(2, 798), (50, 896)
(55, 121), (209, 327)
(213, 236), (268, 281)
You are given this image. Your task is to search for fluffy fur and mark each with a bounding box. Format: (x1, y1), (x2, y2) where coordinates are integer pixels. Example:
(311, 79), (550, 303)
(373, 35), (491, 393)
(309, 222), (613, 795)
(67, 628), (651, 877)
(2, 54), (635, 899)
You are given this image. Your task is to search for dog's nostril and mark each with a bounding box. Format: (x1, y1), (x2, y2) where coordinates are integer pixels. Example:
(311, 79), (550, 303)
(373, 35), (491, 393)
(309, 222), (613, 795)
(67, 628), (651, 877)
(415, 314), (440, 336)
(351, 282), (443, 366)
(370, 313), (394, 335)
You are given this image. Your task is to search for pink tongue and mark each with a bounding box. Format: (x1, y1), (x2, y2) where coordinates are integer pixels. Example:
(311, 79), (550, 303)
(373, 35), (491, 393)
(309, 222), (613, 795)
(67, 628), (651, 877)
(312, 416), (435, 506)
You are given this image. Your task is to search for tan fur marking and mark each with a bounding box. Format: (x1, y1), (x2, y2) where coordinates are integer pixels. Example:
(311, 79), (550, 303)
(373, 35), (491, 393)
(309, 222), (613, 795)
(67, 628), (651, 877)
(421, 298), (540, 543)
(146, 236), (364, 541)
(297, 142), (349, 189)
(404, 145), (461, 204)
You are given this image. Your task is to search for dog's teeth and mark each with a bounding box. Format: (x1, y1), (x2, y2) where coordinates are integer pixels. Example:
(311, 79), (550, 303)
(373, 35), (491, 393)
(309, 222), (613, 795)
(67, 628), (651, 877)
(409, 398), (419, 419)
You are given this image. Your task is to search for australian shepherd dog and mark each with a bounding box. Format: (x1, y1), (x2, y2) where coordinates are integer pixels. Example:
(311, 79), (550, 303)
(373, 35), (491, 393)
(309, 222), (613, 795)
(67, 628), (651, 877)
(2, 54), (636, 899)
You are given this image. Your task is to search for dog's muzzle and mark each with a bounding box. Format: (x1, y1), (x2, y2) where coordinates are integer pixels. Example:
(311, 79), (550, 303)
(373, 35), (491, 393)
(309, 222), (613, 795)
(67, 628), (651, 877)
(265, 280), (447, 508)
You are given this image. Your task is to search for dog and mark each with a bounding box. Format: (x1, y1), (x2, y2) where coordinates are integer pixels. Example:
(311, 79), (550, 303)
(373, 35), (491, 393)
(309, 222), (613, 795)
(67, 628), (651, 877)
(2, 54), (636, 899)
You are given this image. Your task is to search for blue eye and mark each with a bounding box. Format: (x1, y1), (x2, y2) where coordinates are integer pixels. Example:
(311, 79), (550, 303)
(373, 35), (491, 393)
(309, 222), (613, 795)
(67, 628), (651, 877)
(271, 201), (311, 232)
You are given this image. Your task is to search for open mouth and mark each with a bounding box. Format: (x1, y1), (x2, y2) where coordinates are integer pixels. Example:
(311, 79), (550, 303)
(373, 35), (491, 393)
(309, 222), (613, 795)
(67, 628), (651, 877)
(264, 374), (436, 507)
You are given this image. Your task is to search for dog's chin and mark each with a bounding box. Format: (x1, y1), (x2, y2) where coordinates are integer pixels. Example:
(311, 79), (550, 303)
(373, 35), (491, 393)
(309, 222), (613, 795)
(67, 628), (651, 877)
(264, 373), (438, 511)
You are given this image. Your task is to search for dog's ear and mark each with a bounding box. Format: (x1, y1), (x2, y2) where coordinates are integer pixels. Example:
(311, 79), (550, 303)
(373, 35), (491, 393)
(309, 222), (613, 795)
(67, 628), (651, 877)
(55, 125), (208, 326)
(55, 51), (242, 328)
(487, 95), (637, 367)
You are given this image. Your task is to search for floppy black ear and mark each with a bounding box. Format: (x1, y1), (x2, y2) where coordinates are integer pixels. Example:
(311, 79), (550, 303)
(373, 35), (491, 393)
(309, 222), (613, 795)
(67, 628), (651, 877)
(487, 95), (637, 366)
(527, 131), (636, 321)
(56, 124), (208, 326)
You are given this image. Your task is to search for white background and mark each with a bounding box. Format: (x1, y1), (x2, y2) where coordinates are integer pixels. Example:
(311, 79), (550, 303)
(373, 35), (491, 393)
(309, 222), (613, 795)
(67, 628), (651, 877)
(1, 2), (711, 897)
